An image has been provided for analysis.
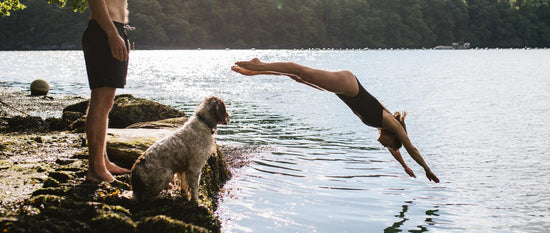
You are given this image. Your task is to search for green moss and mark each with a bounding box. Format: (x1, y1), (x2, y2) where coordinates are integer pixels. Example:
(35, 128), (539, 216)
(31, 187), (66, 197)
(42, 178), (60, 188)
(48, 171), (73, 183)
(137, 215), (209, 233)
(1, 129), (231, 233)
(91, 212), (136, 233)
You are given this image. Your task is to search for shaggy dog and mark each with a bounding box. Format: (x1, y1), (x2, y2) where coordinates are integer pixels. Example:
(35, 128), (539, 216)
(131, 96), (230, 201)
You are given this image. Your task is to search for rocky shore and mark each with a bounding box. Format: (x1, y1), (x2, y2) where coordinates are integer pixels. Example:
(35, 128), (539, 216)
(0, 87), (236, 233)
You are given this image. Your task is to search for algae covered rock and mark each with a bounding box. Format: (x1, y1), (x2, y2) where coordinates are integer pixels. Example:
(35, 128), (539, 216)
(1, 95), (232, 233)
(3, 116), (45, 132)
(105, 128), (178, 169)
(109, 94), (185, 128)
(137, 215), (209, 233)
(62, 94), (186, 129)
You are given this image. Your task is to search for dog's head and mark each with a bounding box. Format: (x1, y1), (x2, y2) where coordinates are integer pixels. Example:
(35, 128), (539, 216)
(195, 96), (231, 126)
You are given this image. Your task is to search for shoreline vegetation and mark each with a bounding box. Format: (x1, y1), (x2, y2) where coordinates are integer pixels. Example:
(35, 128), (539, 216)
(0, 86), (240, 233)
(1, 0), (550, 50)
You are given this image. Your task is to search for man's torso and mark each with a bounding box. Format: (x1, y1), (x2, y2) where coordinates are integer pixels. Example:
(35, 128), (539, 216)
(91, 0), (128, 24)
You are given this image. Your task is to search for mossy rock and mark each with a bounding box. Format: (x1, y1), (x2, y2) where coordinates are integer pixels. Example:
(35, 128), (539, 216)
(90, 212), (136, 233)
(31, 187), (67, 197)
(42, 178), (60, 188)
(45, 117), (70, 131)
(109, 95), (185, 128)
(136, 215), (209, 233)
(62, 94), (186, 129)
(3, 116), (46, 132)
(48, 171), (73, 183)
(62, 111), (84, 123)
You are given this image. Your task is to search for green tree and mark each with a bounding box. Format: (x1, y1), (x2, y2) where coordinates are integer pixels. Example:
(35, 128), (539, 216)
(1, 0), (86, 16)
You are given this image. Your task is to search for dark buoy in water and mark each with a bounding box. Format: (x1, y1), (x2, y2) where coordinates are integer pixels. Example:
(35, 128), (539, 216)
(30, 79), (50, 96)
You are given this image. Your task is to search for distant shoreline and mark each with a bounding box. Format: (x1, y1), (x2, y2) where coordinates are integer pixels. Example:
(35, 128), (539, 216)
(0, 47), (549, 52)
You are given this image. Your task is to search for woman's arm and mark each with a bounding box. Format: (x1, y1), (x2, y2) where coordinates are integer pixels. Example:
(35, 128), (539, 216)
(381, 111), (440, 183)
(388, 148), (416, 178)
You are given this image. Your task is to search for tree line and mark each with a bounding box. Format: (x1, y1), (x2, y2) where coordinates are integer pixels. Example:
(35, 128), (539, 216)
(1, 0), (549, 50)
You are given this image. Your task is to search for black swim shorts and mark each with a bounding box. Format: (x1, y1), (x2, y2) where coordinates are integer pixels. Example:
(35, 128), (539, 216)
(82, 19), (129, 89)
(336, 77), (384, 128)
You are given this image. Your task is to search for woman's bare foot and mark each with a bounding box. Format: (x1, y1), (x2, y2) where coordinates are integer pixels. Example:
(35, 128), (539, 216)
(234, 57), (264, 71)
(231, 65), (280, 76)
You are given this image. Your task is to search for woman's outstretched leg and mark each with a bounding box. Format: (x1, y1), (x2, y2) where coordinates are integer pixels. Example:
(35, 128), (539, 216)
(233, 58), (359, 97)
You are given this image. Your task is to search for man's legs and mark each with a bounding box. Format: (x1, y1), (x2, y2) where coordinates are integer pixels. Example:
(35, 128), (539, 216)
(85, 87), (129, 182)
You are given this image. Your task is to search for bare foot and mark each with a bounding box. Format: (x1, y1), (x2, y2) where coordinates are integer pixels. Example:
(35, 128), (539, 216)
(231, 65), (281, 76)
(86, 169), (116, 183)
(106, 161), (131, 175)
(104, 153), (131, 175)
(234, 57), (264, 70)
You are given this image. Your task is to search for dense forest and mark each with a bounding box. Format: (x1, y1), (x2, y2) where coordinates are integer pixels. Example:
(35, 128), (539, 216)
(1, 0), (549, 50)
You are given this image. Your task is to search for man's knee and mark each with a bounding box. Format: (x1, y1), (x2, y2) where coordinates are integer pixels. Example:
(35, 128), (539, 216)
(89, 87), (116, 114)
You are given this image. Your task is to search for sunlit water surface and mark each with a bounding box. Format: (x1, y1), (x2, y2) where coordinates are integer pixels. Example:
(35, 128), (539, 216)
(1, 49), (549, 232)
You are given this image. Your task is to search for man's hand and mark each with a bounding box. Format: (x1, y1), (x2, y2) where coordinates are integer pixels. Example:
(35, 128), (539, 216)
(108, 34), (128, 61)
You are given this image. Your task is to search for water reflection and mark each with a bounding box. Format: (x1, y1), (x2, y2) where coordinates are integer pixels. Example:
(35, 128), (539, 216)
(384, 201), (438, 233)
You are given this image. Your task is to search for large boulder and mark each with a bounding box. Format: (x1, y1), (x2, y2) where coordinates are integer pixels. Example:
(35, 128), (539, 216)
(109, 94), (185, 128)
(63, 94), (186, 129)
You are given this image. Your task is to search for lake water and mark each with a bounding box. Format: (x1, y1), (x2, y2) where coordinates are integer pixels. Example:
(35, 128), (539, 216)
(1, 49), (549, 232)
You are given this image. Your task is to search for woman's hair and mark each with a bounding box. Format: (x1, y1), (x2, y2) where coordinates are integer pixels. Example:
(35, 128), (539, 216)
(378, 111), (407, 150)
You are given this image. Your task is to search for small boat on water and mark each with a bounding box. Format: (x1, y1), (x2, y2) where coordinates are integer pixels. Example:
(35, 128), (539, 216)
(434, 42), (471, 50)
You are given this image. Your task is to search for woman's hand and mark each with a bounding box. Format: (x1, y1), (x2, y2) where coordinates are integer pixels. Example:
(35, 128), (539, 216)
(404, 166), (416, 178)
(425, 170), (440, 183)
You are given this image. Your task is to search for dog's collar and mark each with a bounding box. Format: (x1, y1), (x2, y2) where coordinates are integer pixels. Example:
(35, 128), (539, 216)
(196, 114), (216, 134)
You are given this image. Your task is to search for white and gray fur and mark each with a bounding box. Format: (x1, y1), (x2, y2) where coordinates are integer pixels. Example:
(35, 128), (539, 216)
(131, 96), (230, 201)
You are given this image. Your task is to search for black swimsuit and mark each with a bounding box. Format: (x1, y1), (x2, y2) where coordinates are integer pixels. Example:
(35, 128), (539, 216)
(82, 19), (129, 89)
(336, 78), (384, 128)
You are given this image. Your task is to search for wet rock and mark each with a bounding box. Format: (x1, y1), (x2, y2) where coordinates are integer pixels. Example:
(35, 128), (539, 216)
(0, 89), (233, 233)
(106, 128), (178, 169)
(48, 171), (73, 183)
(67, 116), (86, 133)
(109, 94), (186, 128)
(45, 117), (70, 131)
(63, 94), (186, 129)
(31, 187), (67, 197)
(0, 115), (74, 132)
(136, 215), (209, 233)
(90, 212), (136, 233)
(62, 111), (84, 123)
(62, 100), (89, 114)
(2, 116), (46, 132)
(30, 79), (49, 96)
(42, 178), (60, 188)
(0, 87), (83, 119)
(126, 117), (187, 129)
(2, 155), (229, 233)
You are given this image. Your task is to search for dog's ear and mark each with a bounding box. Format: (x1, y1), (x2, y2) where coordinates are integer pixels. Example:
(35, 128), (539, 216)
(210, 97), (227, 124)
